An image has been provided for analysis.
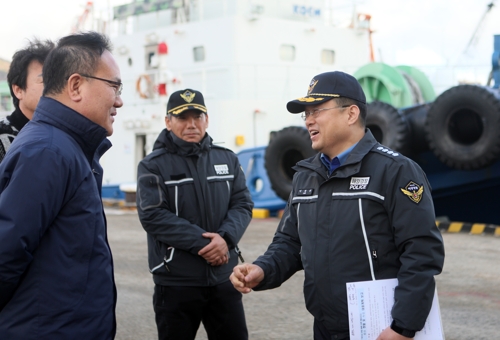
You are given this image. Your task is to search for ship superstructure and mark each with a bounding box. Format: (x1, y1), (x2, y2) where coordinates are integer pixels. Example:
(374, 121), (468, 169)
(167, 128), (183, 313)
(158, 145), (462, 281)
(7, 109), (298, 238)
(102, 0), (371, 184)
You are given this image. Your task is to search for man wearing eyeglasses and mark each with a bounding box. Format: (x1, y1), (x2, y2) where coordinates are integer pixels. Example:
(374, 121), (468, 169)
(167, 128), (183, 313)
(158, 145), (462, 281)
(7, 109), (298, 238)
(137, 88), (253, 340)
(231, 71), (444, 340)
(1, 39), (54, 163)
(0, 32), (122, 339)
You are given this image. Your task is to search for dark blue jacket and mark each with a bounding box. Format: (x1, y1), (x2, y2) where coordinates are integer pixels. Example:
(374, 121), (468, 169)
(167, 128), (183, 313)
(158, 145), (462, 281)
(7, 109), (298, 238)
(0, 97), (116, 339)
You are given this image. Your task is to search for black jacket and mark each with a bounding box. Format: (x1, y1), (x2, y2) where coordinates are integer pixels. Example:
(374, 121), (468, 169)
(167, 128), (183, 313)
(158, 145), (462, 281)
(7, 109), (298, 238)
(137, 130), (253, 286)
(253, 130), (444, 334)
(0, 108), (29, 162)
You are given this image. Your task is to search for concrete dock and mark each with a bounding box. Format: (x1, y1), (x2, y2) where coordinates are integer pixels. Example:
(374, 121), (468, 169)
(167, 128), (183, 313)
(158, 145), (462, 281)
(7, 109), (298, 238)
(107, 210), (500, 340)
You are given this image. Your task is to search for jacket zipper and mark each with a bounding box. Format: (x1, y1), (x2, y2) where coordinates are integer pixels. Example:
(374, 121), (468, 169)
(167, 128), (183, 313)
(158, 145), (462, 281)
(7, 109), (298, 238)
(358, 198), (376, 281)
(235, 245), (245, 263)
(372, 250), (378, 272)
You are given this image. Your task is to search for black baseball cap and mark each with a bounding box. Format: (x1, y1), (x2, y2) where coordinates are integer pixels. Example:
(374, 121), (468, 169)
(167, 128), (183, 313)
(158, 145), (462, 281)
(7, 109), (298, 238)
(286, 71), (366, 113)
(167, 89), (207, 116)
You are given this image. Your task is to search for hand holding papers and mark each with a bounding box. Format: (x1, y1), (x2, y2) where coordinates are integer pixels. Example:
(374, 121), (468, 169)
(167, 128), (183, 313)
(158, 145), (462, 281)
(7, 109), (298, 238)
(347, 278), (444, 340)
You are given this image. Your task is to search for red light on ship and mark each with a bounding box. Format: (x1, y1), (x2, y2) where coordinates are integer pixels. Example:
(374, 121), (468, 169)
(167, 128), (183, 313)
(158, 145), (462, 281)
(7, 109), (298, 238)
(158, 42), (168, 54)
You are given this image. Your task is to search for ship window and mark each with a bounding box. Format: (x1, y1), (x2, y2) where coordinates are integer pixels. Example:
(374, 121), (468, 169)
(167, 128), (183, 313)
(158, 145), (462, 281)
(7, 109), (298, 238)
(280, 45), (295, 61)
(321, 49), (335, 64)
(193, 46), (205, 62)
(145, 44), (159, 70)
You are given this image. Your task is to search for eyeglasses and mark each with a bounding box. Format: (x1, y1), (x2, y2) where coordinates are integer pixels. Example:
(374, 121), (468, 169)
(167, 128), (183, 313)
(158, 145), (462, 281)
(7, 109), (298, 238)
(301, 105), (350, 121)
(80, 74), (123, 96)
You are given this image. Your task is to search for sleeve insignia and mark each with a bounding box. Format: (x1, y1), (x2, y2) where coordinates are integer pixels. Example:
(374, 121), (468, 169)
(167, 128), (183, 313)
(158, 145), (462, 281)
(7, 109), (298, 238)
(400, 181), (424, 204)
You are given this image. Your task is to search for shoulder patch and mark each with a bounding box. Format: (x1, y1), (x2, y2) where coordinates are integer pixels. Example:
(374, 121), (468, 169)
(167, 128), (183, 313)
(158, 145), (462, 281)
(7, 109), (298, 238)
(212, 144), (234, 153)
(400, 181), (424, 204)
(375, 146), (400, 157)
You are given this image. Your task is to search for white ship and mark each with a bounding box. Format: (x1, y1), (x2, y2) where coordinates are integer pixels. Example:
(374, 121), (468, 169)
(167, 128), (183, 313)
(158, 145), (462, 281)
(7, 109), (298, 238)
(101, 0), (372, 186)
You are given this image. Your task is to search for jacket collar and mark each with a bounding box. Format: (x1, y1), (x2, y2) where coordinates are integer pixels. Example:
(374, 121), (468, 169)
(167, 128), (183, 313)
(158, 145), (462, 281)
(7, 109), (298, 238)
(294, 129), (379, 178)
(7, 107), (30, 131)
(152, 128), (212, 156)
(33, 97), (110, 161)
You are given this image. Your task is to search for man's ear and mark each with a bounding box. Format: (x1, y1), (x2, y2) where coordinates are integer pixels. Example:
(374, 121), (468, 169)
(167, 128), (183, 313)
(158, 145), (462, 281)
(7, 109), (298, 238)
(165, 116), (171, 130)
(12, 84), (24, 101)
(67, 74), (83, 102)
(347, 105), (361, 126)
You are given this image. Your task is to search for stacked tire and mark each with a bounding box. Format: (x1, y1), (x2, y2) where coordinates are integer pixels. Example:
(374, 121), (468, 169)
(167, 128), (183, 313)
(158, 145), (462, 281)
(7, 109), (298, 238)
(425, 85), (500, 170)
(264, 85), (500, 200)
(264, 127), (316, 200)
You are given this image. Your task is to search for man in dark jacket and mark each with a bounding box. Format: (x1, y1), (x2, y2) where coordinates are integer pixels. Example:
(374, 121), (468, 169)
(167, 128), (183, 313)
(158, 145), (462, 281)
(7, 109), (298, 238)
(0, 32), (122, 339)
(0, 39), (54, 162)
(230, 71), (445, 340)
(137, 88), (253, 340)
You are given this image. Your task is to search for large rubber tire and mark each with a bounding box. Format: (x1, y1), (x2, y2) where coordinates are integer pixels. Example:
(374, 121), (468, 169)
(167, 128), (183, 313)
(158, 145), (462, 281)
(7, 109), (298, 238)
(366, 101), (410, 155)
(425, 85), (500, 170)
(264, 126), (316, 201)
(401, 103), (432, 155)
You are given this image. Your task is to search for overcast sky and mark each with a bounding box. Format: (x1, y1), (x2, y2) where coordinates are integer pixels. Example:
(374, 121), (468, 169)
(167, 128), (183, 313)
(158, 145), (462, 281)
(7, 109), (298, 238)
(1, 0), (498, 85)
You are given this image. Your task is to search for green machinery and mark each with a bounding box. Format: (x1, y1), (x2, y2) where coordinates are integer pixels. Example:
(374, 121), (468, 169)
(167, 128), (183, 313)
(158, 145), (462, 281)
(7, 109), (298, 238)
(353, 62), (436, 107)
(0, 80), (13, 113)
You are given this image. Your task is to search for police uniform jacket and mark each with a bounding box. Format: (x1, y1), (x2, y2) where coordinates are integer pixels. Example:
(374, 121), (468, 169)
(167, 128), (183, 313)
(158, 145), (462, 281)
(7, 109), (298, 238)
(0, 97), (116, 339)
(253, 129), (445, 335)
(137, 129), (253, 287)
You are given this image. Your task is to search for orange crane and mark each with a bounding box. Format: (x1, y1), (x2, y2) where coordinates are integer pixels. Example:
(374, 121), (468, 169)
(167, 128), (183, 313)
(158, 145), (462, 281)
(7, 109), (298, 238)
(353, 13), (375, 62)
(71, 1), (94, 33)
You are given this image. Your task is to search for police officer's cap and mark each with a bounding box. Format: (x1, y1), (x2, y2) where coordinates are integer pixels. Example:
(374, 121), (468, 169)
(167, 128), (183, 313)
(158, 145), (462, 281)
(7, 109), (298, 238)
(286, 71), (366, 113)
(167, 89), (207, 116)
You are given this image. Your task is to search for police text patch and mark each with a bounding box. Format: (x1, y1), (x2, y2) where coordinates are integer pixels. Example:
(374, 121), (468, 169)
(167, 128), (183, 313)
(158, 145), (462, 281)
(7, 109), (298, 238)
(214, 164), (229, 175)
(400, 181), (424, 204)
(349, 177), (370, 190)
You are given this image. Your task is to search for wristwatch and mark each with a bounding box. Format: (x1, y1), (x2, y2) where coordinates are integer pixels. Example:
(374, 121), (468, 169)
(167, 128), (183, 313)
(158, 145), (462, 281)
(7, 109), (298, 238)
(390, 320), (416, 338)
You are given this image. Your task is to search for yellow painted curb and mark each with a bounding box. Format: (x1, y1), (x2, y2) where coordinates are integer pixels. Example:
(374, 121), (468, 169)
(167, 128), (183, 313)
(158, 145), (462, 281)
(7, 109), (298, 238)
(448, 222), (463, 233)
(437, 221), (499, 236)
(470, 224), (486, 234)
(252, 208), (270, 219)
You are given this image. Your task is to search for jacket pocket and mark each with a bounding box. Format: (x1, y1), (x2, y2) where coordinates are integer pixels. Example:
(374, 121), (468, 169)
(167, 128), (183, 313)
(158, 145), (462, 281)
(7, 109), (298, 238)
(150, 244), (175, 274)
(150, 240), (207, 278)
(164, 178), (195, 217)
(291, 194), (318, 235)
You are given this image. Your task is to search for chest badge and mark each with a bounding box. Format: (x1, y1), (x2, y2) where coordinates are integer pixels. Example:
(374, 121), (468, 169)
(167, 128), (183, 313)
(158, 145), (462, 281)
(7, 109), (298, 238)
(349, 177), (370, 190)
(297, 188), (314, 196)
(214, 164), (229, 175)
(400, 181), (424, 204)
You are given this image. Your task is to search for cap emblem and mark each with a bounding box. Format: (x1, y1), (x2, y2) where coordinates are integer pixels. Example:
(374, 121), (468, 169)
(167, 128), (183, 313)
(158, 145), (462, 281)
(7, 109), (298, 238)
(180, 90), (196, 103)
(307, 79), (318, 95)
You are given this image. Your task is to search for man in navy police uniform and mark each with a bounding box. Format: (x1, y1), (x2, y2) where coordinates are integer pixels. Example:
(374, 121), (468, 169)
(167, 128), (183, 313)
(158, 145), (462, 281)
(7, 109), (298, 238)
(231, 71), (445, 340)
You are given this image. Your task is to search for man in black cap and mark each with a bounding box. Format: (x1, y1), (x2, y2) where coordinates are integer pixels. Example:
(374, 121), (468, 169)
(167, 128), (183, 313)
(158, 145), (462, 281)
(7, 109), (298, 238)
(137, 88), (253, 340)
(230, 71), (444, 339)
